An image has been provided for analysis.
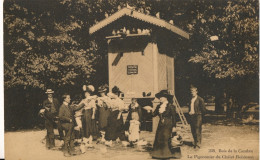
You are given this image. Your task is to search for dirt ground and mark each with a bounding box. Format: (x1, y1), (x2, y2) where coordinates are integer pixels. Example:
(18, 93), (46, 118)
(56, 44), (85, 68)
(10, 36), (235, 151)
(5, 124), (259, 160)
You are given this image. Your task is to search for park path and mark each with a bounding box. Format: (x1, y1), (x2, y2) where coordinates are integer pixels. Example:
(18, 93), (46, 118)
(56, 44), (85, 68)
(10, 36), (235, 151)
(5, 124), (259, 160)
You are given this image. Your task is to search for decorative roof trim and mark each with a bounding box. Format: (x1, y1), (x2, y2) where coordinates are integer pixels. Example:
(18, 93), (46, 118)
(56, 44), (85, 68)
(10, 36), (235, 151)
(89, 8), (189, 39)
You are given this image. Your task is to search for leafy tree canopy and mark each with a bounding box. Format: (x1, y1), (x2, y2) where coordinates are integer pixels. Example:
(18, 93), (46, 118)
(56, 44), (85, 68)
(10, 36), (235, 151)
(4, 0), (258, 92)
(4, 0), (98, 89)
(188, 0), (258, 79)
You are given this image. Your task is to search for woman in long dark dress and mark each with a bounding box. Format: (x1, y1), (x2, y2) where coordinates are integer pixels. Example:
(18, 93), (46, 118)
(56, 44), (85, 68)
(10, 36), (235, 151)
(96, 85), (111, 141)
(105, 86), (127, 142)
(150, 90), (181, 159)
(81, 85), (99, 141)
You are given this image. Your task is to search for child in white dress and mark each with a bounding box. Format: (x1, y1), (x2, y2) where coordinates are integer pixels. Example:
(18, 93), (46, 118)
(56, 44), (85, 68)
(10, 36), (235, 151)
(128, 112), (140, 143)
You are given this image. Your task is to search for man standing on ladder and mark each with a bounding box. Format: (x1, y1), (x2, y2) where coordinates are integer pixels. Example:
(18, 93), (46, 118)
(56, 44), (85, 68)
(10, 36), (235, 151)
(189, 86), (206, 149)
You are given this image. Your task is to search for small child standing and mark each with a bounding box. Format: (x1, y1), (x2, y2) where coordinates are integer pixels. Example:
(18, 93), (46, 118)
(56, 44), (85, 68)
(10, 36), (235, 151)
(128, 112), (140, 143)
(74, 106), (84, 131)
(125, 98), (142, 131)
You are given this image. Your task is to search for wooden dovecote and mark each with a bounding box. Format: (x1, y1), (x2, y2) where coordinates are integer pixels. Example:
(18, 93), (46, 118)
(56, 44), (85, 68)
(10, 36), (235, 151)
(89, 7), (189, 99)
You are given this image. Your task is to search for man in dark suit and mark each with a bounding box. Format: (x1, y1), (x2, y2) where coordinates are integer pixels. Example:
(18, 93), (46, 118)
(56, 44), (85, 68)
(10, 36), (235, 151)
(189, 87), (206, 149)
(42, 89), (64, 149)
(59, 94), (84, 157)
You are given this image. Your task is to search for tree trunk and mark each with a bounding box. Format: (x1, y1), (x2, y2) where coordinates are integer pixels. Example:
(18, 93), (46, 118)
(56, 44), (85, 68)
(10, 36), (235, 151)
(214, 83), (225, 114)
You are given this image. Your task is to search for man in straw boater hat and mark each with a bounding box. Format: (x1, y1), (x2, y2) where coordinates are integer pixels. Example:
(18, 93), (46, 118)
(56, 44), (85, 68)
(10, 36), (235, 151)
(41, 89), (64, 149)
(189, 86), (206, 149)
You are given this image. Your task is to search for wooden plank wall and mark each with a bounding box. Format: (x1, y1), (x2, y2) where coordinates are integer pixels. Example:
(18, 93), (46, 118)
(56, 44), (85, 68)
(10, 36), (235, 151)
(166, 55), (175, 94)
(108, 41), (154, 98)
(157, 52), (167, 91)
(152, 42), (158, 97)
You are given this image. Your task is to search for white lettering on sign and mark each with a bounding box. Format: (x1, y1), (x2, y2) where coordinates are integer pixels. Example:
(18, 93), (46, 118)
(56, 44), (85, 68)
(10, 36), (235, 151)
(127, 65), (138, 75)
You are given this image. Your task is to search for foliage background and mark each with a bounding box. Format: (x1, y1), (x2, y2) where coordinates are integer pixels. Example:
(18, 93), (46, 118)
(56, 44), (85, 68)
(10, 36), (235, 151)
(4, 0), (258, 130)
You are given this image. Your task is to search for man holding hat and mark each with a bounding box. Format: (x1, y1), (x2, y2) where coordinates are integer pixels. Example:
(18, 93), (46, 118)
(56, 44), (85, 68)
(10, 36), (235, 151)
(42, 89), (64, 149)
(189, 86), (206, 149)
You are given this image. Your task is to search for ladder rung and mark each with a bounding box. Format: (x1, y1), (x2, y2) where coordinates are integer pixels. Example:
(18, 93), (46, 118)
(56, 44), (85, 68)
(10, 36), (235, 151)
(171, 94), (188, 127)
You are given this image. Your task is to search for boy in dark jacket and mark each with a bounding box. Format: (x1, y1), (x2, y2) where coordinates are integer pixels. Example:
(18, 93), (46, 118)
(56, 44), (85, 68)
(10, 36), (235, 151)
(59, 94), (84, 157)
(189, 87), (206, 149)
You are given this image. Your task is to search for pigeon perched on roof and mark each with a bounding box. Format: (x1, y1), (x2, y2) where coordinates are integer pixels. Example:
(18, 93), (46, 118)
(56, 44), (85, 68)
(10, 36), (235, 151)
(105, 12), (109, 18)
(146, 92), (151, 96)
(122, 27), (126, 33)
(126, 3), (135, 10)
(137, 28), (142, 34)
(156, 12), (160, 18)
(112, 30), (116, 35)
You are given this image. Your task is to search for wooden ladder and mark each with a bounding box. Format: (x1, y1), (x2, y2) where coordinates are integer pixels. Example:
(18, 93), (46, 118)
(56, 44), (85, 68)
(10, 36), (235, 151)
(169, 90), (189, 128)
(170, 92), (193, 141)
(172, 93), (195, 142)
(173, 94), (189, 127)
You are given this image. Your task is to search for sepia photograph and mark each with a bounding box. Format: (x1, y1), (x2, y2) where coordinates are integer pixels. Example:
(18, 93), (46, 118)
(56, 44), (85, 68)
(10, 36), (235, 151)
(3, 0), (259, 159)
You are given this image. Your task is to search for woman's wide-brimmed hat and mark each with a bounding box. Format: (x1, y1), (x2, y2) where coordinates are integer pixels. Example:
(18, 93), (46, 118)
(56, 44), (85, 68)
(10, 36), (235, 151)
(84, 85), (95, 93)
(98, 84), (108, 93)
(45, 89), (54, 94)
(112, 86), (121, 94)
(155, 90), (173, 101)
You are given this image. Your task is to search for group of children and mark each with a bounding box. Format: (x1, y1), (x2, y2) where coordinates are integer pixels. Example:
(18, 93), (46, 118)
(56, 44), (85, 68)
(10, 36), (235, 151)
(71, 84), (144, 151)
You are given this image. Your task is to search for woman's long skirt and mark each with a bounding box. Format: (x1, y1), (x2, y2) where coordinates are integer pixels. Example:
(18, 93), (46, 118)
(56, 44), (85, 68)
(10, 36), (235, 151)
(98, 107), (111, 131)
(151, 118), (181, 159)
(105, 110), (126, 141)
(83, 109), (99, 140)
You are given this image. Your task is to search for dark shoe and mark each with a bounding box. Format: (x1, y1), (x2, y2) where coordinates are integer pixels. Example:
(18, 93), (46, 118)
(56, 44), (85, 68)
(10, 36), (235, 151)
(70, 150), (81, 155)
(194, 144), (200, 150)
(60, 144), (65, 151)
(47, 146), (55, 150)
